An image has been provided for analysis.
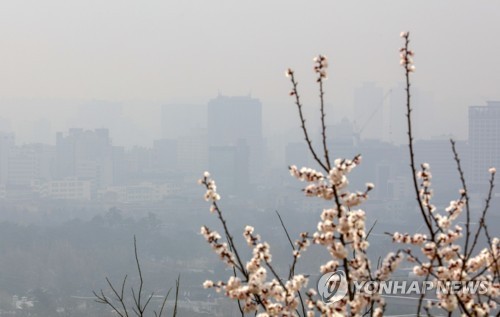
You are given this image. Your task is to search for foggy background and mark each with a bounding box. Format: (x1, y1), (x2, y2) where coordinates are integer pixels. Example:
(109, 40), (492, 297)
(0, 1), (499, 146)
(0, 1), (499, 316)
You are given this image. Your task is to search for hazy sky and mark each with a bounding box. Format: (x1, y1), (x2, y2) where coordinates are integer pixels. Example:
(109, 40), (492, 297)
(1, 1), (499, 145)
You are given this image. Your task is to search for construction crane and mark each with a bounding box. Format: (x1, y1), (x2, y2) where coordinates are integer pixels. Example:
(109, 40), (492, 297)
(353, 89), (392, 146)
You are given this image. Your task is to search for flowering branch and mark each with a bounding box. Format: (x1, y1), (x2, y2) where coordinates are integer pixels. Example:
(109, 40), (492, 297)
(199, 31), (500, 316)
(400, 31), (435, 240)
(450, 140), (472, 256)
(314, 55), (332, 170)
(200, 172), (309, 315)
(286, 69), (329, 172)
(199, 173), (247, 277)
(286, 56), (391, 315)
(392, 32), (500, 316)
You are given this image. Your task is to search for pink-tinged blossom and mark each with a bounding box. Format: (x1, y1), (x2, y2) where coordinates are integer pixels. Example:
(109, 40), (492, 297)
(400, 32), (416, 73)
(200, 41), (500, 315)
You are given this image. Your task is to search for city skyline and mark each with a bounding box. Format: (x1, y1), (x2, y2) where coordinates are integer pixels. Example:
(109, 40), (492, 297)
(0, 88), (485, 148)
(1, 1), (500, 147)
(0, 97), (497, 203)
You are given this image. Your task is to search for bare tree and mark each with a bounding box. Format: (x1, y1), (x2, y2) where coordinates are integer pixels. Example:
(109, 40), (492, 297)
(94, 236), (180, 317)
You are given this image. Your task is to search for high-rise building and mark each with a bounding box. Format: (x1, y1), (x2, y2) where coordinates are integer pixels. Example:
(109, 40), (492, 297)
(208, 141), (249, 195)
(0, 132), (56, 187)
(176, 128), (208, 176)
(56, 129), (114, 190)
(0, 133), (14, 185)
(414, 139), (467, 195)
(7, 143), (55, 186)
(123, 146), (154, 180)
(388, 83), (434, 144)
(207, 95), (263, 181)
(160, 104), (207, 177)
(326, 118), (356, 159)
(469, 101), (500, 192)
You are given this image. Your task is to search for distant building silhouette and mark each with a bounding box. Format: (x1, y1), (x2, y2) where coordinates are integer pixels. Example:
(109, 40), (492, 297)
(123, 146), (153, 177)
(0, 133), (15, 185)
(388, 83), (433, 144)
(414, 138), (467, 196)
(7, 143), (55, 186)
(56, 129), (114, 192)
(207, 95), (264, 183)
(469, 101), (500, 192)
(176, 128), (208, 176)
(32, 179), (91, 201)
(326, 118), (356, 158)
(161, 104), (207, 176)
(209, 141), (249, 195)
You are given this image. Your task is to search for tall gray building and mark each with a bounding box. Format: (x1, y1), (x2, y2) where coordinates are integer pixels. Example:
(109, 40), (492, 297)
(161, 104), (208, 176)
(469, 101), (500, 192)
(7, 143), (55, 186)
(208, 95), (262, 145)
(414, 139), (467, 195)
(56, 129), (114, 190)
(209, 142), (249, 195)
(388, 83), (433, 144)
(0, 133), (14, 185)
(208, 95), (263, 183)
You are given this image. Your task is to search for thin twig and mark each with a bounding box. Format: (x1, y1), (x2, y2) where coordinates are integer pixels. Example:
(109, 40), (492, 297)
(288, 71), (329, 172)
(134, 236), (144, 315)
(156, 287), (171, 317)
(172, 275), (180, 317)
(468, 171), (496, 258)
(206, 192), (247, 278)
(401, 32), (435, 239)
(275, 210), (295, 251)
(232, 266), (245, 316)
(450, 139), (472, 256)
(318, 69), (332, 170)
(366, 220), (377, 240)
(94, 237), (177, 317)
